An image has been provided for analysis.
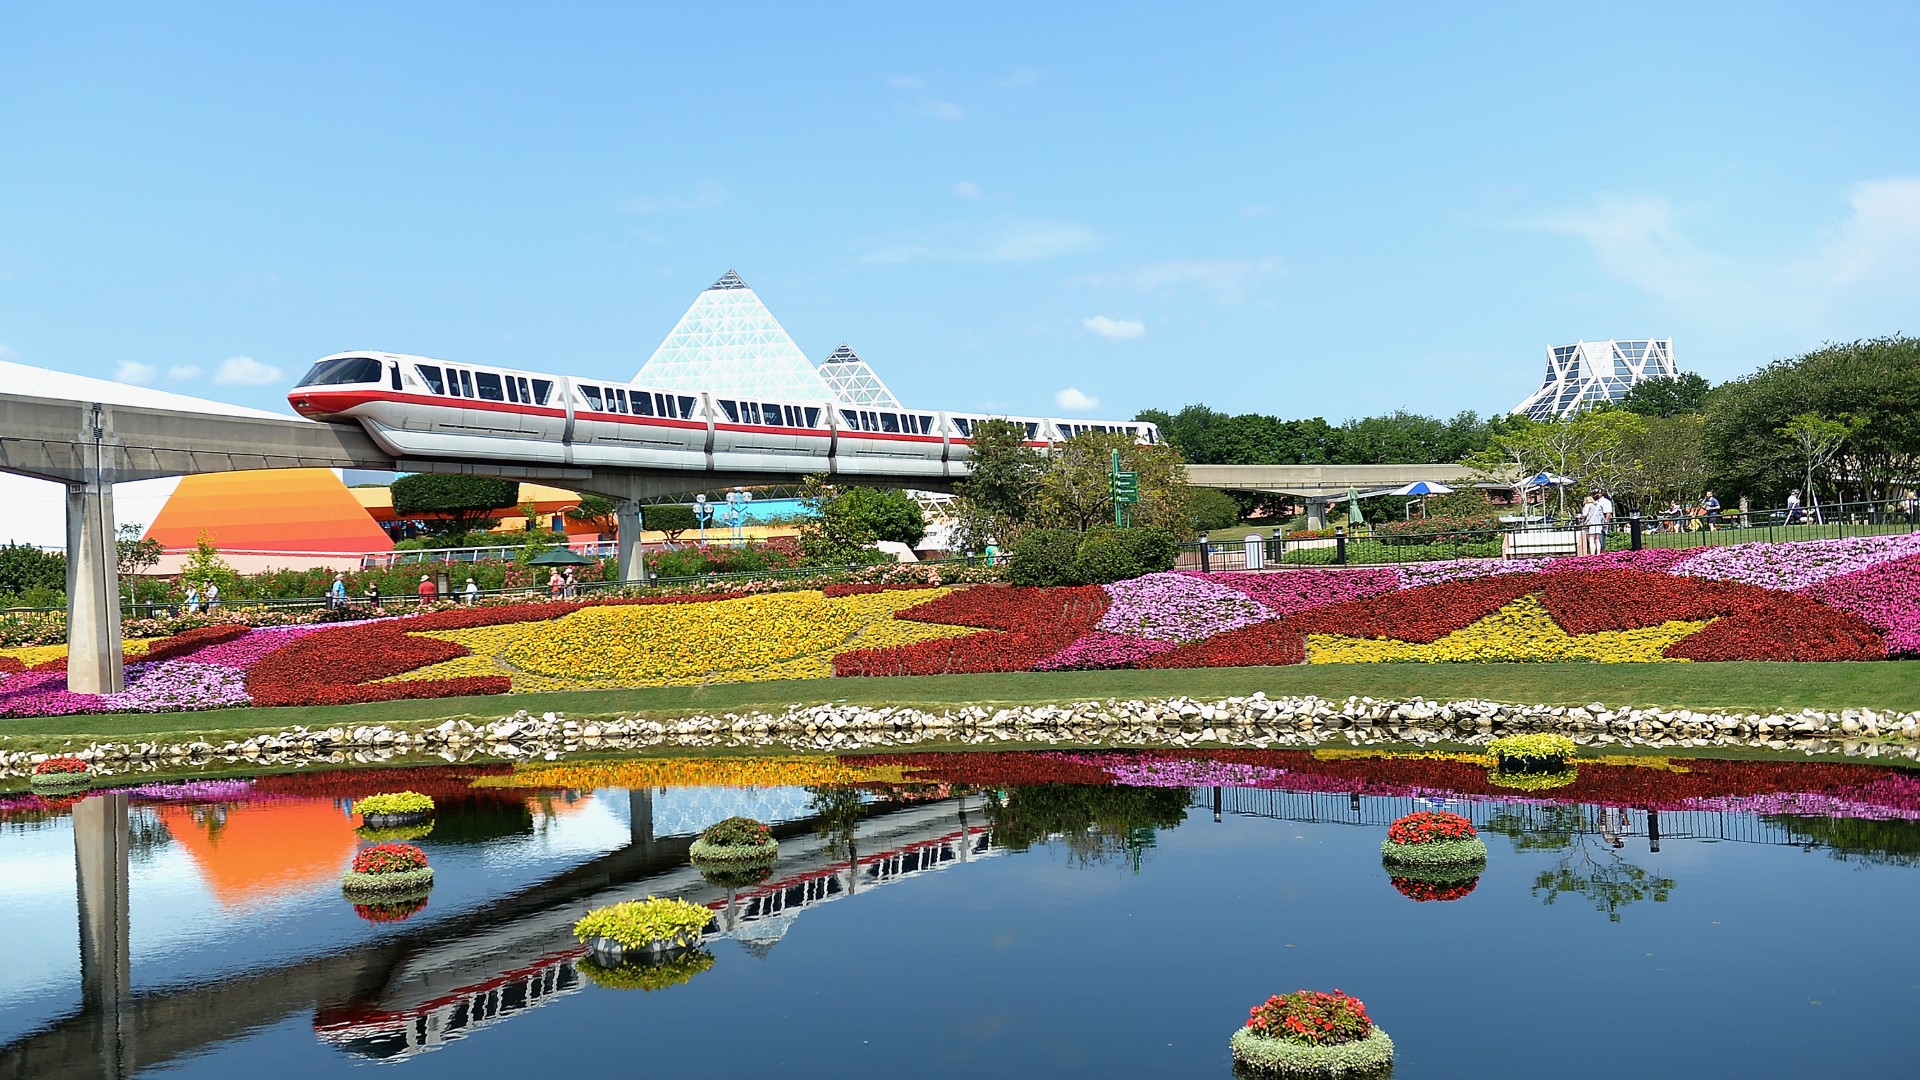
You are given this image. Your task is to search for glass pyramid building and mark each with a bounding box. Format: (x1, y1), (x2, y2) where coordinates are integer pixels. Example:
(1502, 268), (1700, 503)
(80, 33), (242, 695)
(816, 343), (902, 408)
(1512, 339), (1676, 421)
(634, 270), (838, 400)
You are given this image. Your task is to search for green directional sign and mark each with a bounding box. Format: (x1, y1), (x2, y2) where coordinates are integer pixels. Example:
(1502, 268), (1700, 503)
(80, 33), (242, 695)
(1110, 472), (1139, 503)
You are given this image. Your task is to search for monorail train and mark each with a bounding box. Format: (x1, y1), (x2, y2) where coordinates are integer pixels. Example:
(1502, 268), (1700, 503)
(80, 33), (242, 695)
(288, 351), (1159, 477)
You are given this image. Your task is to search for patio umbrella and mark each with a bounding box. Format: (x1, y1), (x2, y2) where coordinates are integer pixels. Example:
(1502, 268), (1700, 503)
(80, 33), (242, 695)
(527, 548), (595, 566)
(1520, 472), (1575, 519)
(1388, 480), (1454, 519)
(1344, 487), (1366, 527)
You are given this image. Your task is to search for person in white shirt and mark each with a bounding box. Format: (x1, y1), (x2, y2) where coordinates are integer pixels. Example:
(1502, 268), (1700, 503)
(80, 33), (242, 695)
(464, 577), (480, 606)
(1579, 493), (1608, 555)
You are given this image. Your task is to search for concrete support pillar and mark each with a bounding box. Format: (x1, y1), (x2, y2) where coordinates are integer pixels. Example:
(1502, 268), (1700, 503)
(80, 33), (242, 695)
(66, 433), (125, 694)
(615, 500), (645, 585)
(75, 793), (132, 1013)
(1305, 497), (1329, 531)
(628, 788), (654, 849)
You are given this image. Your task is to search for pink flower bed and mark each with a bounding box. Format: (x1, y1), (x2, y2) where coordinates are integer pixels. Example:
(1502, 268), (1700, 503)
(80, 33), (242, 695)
(1796, 553), (1920, 657)
(1046, 751), (1290, 788)
(1396, 557), (1544, 588)
(1193, 568), (1401, 618)
(1676, 533), (1920, 591)
(1096, 573), (1272, 643)
(1543, 548), (1700, 574)
(1036, 631), (1177, 671)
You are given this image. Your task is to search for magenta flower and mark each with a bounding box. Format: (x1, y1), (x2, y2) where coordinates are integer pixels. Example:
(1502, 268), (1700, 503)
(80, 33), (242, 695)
(1191, 568), (1401, 618)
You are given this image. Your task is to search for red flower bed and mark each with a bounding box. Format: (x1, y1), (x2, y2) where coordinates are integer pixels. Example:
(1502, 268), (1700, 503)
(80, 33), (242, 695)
(33, 756), (89, 775)
(1295, 573), (1545, 643)
(1391, 876), (1478, 902)
(248, 764), (520, 802)
(860, 751), (1116, 787)
(352, 843), (428, 875)
(1537, 571), (1885, 660)
(1246, 990), (1373, 1046)
(353, 897), (428, 923)
(833, 586), (1109, 677)
(1387, 810), (1476, 844)
(1665, 595), (1884, 661)
(1136, 620), (1305, 669)
(0, 656), (24, 675)
(141, 624), (251, 663)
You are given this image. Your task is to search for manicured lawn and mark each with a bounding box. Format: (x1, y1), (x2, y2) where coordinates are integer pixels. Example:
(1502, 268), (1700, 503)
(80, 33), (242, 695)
(3, 661), (1914, 752)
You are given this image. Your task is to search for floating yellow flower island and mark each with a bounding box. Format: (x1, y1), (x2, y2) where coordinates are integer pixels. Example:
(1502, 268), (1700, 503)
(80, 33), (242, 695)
(573, 896), (715, 981)
(1230, 990), (1394, 1078)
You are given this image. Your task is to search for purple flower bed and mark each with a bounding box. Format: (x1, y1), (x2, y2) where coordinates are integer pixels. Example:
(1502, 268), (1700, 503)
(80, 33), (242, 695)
(1796, 553), (1920, 657)
(1675, 533), (1920, 591)
(0, 670), (104, 717)
(1095, 572), (1272, 643)
(1542, 548), (1700, 574)
(102, 661), (251, 713)
(187, 624), (336, 668)
(116, 779), (259, 802)
(1685, 792), (1920, 821)
(1036, 631), (1176, 671)
(1397, 557), (1544, 589)
(1046, 752), (1291, 788)
(1193, 568), (1401, 618)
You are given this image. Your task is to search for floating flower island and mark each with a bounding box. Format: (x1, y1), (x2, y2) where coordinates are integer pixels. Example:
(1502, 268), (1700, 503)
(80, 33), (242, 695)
(1230, 990), (1394, 1077)
(688, 816), (778, 887)
(351, 791), (436, 830)
(1380, 810), (1488, 872)
(1486, 733), (1577, 773)
(1388, 864), (1481, 903)
(573, 897), (714, 969)
(340, 842), (435, 899)
(29, 757), (93, 794)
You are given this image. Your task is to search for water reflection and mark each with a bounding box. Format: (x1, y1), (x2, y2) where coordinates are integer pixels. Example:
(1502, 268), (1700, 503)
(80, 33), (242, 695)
(1, 749), (1917, 1078)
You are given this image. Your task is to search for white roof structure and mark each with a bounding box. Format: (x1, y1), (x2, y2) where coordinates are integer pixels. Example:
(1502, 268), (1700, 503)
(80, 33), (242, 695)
(816, 343), (902, 408)
(1512, 339), (1677, 421)
(0, 360), (295, 548)
(633, 270), (837, 401)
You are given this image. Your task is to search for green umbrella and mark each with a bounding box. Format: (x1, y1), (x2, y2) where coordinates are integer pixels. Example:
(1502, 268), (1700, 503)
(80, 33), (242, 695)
(527, 548), (595, 566)
(1345, 487), (1366, 527)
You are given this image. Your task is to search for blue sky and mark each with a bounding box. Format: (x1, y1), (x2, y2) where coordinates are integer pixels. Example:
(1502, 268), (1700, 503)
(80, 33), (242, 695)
(2, 2), (1916, 422)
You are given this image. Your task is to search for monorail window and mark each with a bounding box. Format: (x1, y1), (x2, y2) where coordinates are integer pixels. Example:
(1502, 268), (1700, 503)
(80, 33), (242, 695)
(580, 386), (602, 410)
(532, 379), (553, 406)
(633, 390), (653, 416)
(1024, 422), (1040, 439)
(389, 364), (402, 391)
(415, 365), (445, 394)
(517, 377), (532, 403)
(951, 417), (973, 436)
(475, 372), (505, 401)
(918, 415), (934, 435)
(613, 388), (629, 414)
(505, 377), (520, 403)
(719, 400), (740, 423)
(879, 412), (901, 433)
(804, 406), (821, 427)
(297, 356), (382, 386)
(763, 402), (783, 426)
(458, 370), (474, 397)
(678, 396), (696, 419)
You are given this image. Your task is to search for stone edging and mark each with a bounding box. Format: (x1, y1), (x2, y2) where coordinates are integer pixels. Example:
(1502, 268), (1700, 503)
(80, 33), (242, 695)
(4, 694), (1917, 780)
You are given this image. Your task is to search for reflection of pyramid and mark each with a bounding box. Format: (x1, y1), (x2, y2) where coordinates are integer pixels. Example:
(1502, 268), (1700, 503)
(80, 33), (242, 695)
(146, 468), (394, 554)
(157, 799), (359, 907)
(731, 909), (798, 959)
(817, 344), (902, 408)
(634, 270), (836, 401)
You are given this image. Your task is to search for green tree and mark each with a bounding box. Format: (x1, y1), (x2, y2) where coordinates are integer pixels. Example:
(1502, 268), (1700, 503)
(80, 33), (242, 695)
(1622, 414), (1710, 509)
(1468, 410), (1647, 513)
(116, 522), (164, 607)
(389, 474), (520, 537)
(643, 504), (700, 544)
(834, 487), (926, 547)
(1775, 412), (1865, 514)
(951, 418), (1042, 553)
(179, 530), (240, 597)
(0, 542), (66, 602)
(1185, 486), (1242, 533)
(1616, 371), (1712, 417)
(795, 474), (880, 564)
(1031, 431), (1191, 534)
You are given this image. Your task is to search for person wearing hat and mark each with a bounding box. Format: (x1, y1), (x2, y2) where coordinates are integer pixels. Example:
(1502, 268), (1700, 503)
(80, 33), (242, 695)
(464, 576), (480, 606)
(329, 573), (347, 610)
(417, 574), (437, 604)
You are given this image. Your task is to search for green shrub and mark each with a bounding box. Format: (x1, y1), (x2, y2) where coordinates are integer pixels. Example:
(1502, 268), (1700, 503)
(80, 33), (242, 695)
(572, 897), (713, 950)
(1070, 526), (1179, 584)
(1379, 836), (1489, 869)
(578, 949), (715, 992)
(1486, 733), (1577, 768)
(690, 816), (778, 865)
(698, 816), (772, 847)
(351, 791), (436, 816)
(1008, 528), (1082, 586)
(1489, 767), (1579, 791)
(1230, 1026), (1394, 1078)
(340, 868), (436, 894)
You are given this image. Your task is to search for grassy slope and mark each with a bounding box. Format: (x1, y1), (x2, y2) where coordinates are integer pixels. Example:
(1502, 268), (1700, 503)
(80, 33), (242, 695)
(3, 661), (1914, 751)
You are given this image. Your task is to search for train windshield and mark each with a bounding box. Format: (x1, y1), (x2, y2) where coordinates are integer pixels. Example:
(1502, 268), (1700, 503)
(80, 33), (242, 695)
(297, 357), (382, 386)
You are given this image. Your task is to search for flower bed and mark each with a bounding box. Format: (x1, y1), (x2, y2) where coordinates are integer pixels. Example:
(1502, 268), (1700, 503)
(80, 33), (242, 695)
(353, 896), (429, 923)
(578, 948), (715, 992)
(1389, 872), (1479, 903)
(1380, 810), (1488, 870)
(573, 897), (713, 964)
(352, 791), (436, 828)
(340, 843), (435, 895)
(688, 816), (778, 864)
(30, 756), (93, 792)
(1230, 990), (1393, 1078)
(1489, 767), (1579, 791)
(1486, 733), (1577, 771)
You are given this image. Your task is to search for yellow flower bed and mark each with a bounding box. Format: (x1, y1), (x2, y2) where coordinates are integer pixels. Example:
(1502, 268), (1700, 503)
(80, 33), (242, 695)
(392, 590), (978, 689)
(0, 639), (156, 667)
(1305, 596), (1710, 664)
(473, 755), (910, 791)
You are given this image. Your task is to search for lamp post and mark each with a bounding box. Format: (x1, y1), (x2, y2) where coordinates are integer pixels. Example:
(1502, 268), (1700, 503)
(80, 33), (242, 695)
(725, 488), (753, 546)
(694, 493), (711, 546)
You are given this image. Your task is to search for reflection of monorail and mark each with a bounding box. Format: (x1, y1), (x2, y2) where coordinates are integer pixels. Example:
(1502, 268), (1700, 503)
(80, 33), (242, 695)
(313, 827), (998, 1062)
(288, 352), (1159, 477)
(313, 948), (585, 1062)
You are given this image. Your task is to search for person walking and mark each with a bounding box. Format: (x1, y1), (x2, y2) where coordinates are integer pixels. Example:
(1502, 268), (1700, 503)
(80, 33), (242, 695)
(548, 570), (563, 601)
(367, 583), (381, 610)
(329, 573), (348, 610)
(464, 576), (480, 605)
(1702, 490), (1722, 530)
(417, 574), (437, 604)
(1902, 489), (1917, 529)
(1578, 492), (1607, 555)
(563, 566), (577, 599)
(204, 581), (220, 613)
(184, 583), (201, 615)
(1785, 489), (1804, 525)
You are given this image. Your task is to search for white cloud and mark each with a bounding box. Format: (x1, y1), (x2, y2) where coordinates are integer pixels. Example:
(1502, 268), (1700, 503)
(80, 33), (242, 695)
(213, 355), (283, 386)
(913, 99), (966, 122)
(166, 364), (202, 381)
(622, 180), (725, 214)
(1081, 315), (1145, 341)
(113, 361), (158, 385)
(1817, 176), (1920, 289)
(1055, 387), (1100, 411)
(1521, 193), (1733, 304)
(1070, 257), (1284, 307)
(952, 180), (983, 200)
(858, 217), (1098, 264)
(996, 67), (1038, 89)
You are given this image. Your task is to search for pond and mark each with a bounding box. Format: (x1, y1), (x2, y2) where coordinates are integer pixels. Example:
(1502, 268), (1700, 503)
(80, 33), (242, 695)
(3, 748), (1917, 1078)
